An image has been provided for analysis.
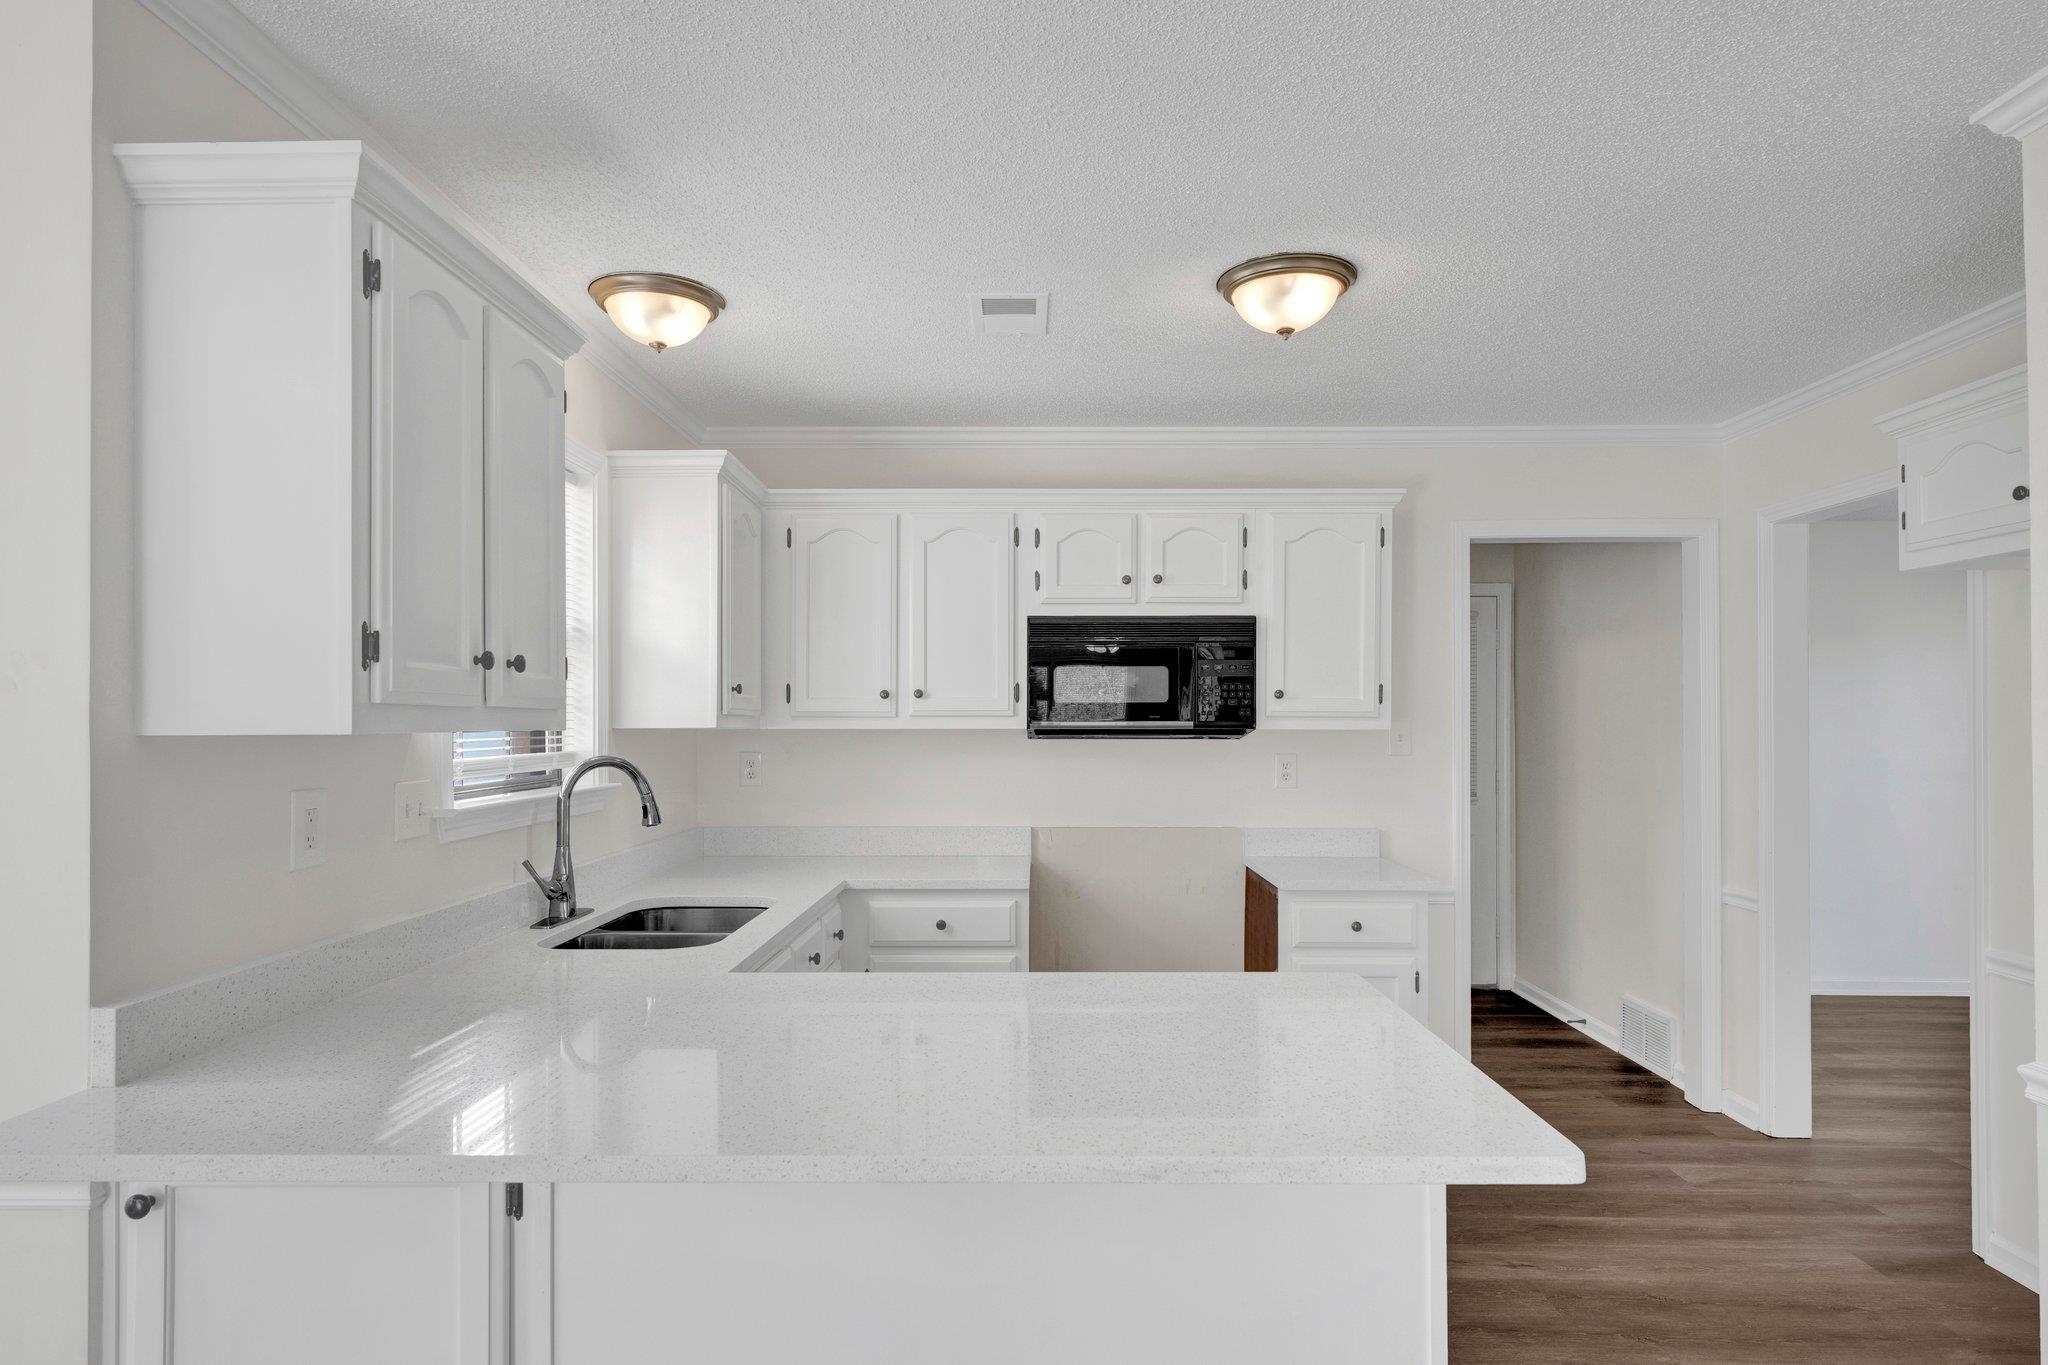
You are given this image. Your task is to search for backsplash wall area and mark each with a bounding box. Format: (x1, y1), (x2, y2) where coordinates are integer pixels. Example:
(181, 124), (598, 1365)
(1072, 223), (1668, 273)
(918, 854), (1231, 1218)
(1029, 828), (1248, 971)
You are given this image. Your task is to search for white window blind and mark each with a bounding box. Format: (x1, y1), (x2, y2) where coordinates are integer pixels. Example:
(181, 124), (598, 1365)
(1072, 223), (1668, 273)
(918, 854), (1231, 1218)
(448, 459), (601, 803)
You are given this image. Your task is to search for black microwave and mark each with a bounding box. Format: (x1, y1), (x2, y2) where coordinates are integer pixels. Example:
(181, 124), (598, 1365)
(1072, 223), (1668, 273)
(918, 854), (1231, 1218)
(1026, 616), (1256, 738)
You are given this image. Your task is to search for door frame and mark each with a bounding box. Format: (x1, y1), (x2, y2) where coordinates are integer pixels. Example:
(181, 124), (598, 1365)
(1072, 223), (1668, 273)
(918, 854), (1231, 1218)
(1470, 583), (1516, 989)
(1452, 520), (1722, 1114)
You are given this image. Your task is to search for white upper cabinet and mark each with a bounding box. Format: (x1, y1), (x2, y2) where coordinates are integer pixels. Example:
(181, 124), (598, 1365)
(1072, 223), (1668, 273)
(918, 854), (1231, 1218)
(908, 512), (1015, 716)
(1142, 512), (1244, 603)
(721, 483), (765, 717)
(116, 141), (581, 734)
(370, 230), (486, 710)
(608, 452), (766, 730)
(1265, 511), (1388, 723)
(1879, 365), (2029, 570)
(482, 309), (568, 709)
(789, 511), (899, 716)
(1037, 512), (1138, 603)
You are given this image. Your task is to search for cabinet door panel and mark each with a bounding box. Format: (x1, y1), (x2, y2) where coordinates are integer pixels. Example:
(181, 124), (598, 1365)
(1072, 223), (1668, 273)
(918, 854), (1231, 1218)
(1266, 512), (1383, 718)
(1291, 952), (1425, 1021)
(1143, 512), (1243, 603)
(371, 229), (484, 708)
(910, 511), (1014, 715)
(789, 512), (897, 715)
(1901, 405), (2028, 554)
(1038, 512), (1136, 603)
(119, 1182), (493, 1365)
(721, 485), (764, 716)
(482, 309), (567, 709)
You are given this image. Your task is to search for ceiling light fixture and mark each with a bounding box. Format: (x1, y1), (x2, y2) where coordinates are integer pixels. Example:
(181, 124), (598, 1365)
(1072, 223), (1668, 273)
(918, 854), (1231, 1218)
(1215, 252), (1357, 339)
(587, 272), (727, 352)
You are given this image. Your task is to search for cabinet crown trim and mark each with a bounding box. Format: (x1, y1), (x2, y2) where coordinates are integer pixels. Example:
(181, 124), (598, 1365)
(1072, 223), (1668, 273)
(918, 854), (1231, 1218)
(609, 450), (770, 502)
(1874, 364), (2027, 438)
(762, 487), (1405, 511)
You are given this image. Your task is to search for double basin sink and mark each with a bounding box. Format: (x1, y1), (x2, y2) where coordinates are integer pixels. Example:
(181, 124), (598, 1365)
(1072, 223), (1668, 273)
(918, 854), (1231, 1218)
(552, 903), (766, 951)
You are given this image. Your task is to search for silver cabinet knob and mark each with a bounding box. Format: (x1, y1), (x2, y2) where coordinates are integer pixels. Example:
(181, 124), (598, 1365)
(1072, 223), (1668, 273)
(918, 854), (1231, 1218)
(1120, 575), (1132, 584)
(2016, 485), (2031, 501)
(508, 654), (526, 674)
(1152, 573), (1163, 584)
(730, 682), (743, 694)
(1273, 688), (1284, 699)
(935, 919), (948, 931)
(880, 689), (891, 700)
(833, 929), (844, 940)
(913, 688), (924, 698)
(472, 650), (495, 670)
(808, 952), (822, 966)
(1351, 921), (1362, 933)
(124, 1194), (156, 1220)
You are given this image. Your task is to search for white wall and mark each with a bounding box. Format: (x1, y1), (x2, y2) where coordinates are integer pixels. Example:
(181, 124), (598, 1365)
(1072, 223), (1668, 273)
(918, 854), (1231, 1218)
(1805, 520), (1973, 994)
(2, 0), (94, 1125)
(87, 0), (699, 1004)
(1507, 542), (1687, 1040)
(1982, 567), (2036, 1281)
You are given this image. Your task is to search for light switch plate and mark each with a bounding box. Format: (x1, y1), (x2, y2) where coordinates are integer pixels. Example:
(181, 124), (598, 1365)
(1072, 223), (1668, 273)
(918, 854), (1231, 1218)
(1275, 754), (1298, 789)
(740, 751), (764, 787)
(289, 788), (328, 869)
(393, 780), (432, 841)
(1390, 730), (1413, 757)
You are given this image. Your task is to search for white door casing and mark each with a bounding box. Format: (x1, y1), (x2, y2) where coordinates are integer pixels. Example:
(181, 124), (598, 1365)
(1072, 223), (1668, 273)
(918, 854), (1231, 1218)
(481, 309), (567, 710)
(370, 225), (485, 708)
(909, 511), (1015, 715)
(1142, 512), (1244, 603)
(788, 511), (898, 716)
(1470, 591), (1502, 987)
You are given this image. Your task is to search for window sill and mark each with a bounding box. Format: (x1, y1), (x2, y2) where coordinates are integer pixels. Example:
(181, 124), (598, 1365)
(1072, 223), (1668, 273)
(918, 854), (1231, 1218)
(434, 780), (617, 844)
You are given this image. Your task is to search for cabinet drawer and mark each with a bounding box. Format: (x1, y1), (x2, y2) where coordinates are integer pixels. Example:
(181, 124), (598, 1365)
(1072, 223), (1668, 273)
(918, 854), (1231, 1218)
(867, 895), (1018, 947)
(1289, 895), (1421, 949)
(868, 951), (1020, 973)
(790, 916), (830, 969)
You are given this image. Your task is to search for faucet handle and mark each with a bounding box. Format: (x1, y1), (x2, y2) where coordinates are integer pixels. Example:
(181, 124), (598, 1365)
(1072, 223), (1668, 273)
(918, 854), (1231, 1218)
(521, 860), (560, 899)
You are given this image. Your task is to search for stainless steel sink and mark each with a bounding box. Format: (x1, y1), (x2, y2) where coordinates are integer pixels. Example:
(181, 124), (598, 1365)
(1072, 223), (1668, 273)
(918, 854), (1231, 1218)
(551, 904), (766, 950)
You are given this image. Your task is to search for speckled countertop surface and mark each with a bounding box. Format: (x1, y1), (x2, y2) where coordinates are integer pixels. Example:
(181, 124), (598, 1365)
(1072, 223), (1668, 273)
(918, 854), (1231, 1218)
(0, 853), (1576, 1186)
(1242, 854), (1448, 894)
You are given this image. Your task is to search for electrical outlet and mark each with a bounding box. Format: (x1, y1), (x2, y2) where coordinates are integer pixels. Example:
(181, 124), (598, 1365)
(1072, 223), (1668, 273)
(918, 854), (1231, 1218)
(289, 788), (328, 869)
(1390, 730), (1413, 757)
(393, 779), (432, 841)
(740, 751), (764, 787)
(1275, 754), (1298, 790)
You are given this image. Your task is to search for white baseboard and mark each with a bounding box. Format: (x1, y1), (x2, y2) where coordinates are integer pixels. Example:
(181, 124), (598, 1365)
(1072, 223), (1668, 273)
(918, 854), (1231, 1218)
(1719, 1090), (1764, 1133)
(1509, 978), (1693, 1090)
(1984, 1231), (2041, 1292)
(1812, 977), (1971, 997)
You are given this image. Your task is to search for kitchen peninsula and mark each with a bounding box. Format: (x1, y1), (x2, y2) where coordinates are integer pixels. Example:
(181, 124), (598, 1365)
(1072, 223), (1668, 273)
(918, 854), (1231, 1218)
(0, 829), (1578, 1365)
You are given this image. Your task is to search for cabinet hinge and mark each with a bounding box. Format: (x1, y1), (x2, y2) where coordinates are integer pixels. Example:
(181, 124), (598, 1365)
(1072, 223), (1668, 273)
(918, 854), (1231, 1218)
(1901, 510), (1907, 531)
(1378, 683), (1385, 704)
(785, 682), (791, 703)
(786, 527), (792, 548)
(1414, 970), (1420, 993)
(1013, 527), (1020, 547)
(1033, 527), (1041, 548)
(563, 390), (568, 413)
(361, 249), (381, 298)
(1379, 526), (1386, 548)
(1900, 465), (1906, 483)
(506, 1183), (523, 1221)
(1033, 570), (1041, 591)
(1241, 568), (1248, 589)
(1242, 526), (1248, 548)
(359, 621), (380, 671)
(1014, 681), (1021, 703)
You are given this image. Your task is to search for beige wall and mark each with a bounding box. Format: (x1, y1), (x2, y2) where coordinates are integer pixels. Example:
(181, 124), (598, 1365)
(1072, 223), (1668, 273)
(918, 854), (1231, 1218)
(2, 0), (94, 1125)
(87, 0), (698, 1004)
(1029, 828), (1245, 971)
(1508, 542), (1688, 1035)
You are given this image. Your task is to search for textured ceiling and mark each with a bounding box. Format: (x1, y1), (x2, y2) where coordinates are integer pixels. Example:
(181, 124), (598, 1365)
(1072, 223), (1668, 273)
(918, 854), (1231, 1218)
(226, 0), (2044, 430)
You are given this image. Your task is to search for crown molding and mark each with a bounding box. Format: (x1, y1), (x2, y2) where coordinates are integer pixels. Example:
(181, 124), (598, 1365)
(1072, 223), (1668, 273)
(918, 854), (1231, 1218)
(702, 423), (1722, 450)
(1974, 66), (2048, 139)
(136, 0), (707, 444)
(1715, 292), (2026, 443)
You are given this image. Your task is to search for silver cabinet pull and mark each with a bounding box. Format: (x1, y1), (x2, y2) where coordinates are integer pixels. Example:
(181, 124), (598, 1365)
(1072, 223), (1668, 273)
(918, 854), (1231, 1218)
(935, 919), (948, 931)
(124, 1194), (157, 1220)
(1152, 574), (1163, 584)
(1351, 921), (1362, 933)
(1273, 688), (1284, 699)
(508, 654), (526, 674)
(1120, 574), (1132, 585)
(913, 688), (924, 698)
(730, 682), (743, 694)
(808, 952), (822, 966)
(473, 651), (495, 670)
(880, 689), (891, 700)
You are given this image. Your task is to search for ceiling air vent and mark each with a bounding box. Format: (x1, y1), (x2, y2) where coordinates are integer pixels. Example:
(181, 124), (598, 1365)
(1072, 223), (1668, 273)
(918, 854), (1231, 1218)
(969, 293), (1049, 337)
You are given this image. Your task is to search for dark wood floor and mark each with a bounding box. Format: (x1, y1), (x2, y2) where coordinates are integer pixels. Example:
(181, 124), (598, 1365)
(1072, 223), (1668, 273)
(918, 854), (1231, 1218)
(1448, 991), (2038, 1363)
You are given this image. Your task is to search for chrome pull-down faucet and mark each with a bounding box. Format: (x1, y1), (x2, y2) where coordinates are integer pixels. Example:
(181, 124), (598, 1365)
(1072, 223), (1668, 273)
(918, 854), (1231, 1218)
(523, 755), (662, 927)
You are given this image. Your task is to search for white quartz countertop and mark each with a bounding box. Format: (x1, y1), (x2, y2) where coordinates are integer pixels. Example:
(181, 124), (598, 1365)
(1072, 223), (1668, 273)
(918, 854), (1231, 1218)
(0, 850), (1577, 1187)
(1243, 854), (1447, 894)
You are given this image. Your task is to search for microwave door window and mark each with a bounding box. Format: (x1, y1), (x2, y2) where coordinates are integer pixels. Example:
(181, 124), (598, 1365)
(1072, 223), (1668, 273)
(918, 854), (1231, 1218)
(1049, 663), (1176, 721)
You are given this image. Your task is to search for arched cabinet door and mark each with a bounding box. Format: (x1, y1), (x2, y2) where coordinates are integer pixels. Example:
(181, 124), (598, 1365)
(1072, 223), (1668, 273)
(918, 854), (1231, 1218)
(1142, 512), (1244, 603)
(787, 511), (898, 716)
(1265, 511), (1386, 720)
(721, 485), (764, 717)
(370, 229), (485, 709)
(1037, 512), (1137, 603)
(482, 308), (567, 710)
(909, 511), (1015, 716)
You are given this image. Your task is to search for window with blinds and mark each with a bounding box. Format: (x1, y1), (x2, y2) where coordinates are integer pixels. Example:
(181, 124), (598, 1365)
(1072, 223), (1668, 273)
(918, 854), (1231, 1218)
(448, 460), (602, 803)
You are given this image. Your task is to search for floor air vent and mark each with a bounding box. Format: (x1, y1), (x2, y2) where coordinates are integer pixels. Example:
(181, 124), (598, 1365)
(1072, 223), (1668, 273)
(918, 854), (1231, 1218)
(970, 293), (1048, 336)
(1619, 995), (1678, 1081)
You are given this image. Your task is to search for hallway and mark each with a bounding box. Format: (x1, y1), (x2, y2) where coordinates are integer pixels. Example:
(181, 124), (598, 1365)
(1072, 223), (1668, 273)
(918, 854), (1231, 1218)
(1448, 991), (2037, 1362)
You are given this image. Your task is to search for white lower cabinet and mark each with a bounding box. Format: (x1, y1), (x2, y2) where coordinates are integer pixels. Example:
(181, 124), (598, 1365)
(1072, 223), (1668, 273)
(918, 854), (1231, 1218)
(1280, 891), (1428, 1023)
(116, 1182), (496, 1365)
(848, 889), (1029, 972)
(753, 898), (846, 972)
